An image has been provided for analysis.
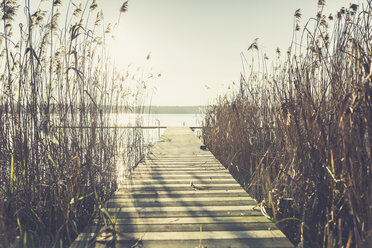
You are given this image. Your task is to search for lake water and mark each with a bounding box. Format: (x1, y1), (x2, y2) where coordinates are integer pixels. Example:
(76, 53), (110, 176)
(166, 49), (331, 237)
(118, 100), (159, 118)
(112, 113), (205, 146)
(113, 113), (205, 127)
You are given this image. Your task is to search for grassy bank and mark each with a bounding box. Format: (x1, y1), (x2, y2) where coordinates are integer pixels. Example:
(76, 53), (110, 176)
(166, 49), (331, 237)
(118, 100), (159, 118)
(203, 2), (371, 247)
(0, 0), (148, 247)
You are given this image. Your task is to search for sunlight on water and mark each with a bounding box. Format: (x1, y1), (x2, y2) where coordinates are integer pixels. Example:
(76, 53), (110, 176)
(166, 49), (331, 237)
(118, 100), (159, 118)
(112, 113), (205, 127)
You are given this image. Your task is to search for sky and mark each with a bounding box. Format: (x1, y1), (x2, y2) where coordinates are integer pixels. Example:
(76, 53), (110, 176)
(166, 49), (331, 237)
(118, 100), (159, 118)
(26, 0), (365, 106)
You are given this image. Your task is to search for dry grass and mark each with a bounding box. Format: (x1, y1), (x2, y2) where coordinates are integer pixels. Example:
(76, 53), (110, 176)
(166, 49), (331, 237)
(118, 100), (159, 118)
(203, 2), (372, 247)
(0, 0), (148, 247)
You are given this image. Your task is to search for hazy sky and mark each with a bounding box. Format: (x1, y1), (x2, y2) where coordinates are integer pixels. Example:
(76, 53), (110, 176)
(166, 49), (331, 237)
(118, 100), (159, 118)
(53, 1), (368, 105)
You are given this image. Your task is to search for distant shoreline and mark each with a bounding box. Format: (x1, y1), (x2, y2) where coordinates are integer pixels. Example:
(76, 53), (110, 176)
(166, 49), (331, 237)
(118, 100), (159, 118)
(1, 105), (207, 115)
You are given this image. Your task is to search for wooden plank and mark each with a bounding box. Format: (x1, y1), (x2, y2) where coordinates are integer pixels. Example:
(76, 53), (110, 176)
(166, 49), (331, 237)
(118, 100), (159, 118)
(107, 200), (257, 208)
(144, 161), (219, 163)
(127, 178), (237, 183)
(105, 205), (257, 213)
(132, 168), (227, 172)
(139, 165), (223, 168)
(71, 239), (293, 248)
(136, 165), (224, 169)
(142, 160), (221, 163)
(114, 189), (247, 195)
(108, 196), (254, 203)
(74, 230), (287, 241)
(110, 209), (264, 218)
(118, 186), (243, 192)
(87, 222), (279, 233)
(130, 171), (232, 176)
(94, 216), (272, 225)
(148, 155), (215, 158)
(112, 193), (250, 199)
(129, 173), (233, 178)
(121, 183), (240, 188)
(96, 239), (293, 248)
(143, 160), (220, 163)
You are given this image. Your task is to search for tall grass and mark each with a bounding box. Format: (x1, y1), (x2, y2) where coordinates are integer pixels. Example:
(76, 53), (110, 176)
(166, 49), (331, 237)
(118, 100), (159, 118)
(203, 2), (371, 247)
(0, 0), (146, 247)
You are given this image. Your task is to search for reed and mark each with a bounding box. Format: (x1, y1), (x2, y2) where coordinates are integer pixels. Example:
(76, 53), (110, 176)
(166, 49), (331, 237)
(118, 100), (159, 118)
(203, 2), (372, 247)
(0, 0), (147, 247)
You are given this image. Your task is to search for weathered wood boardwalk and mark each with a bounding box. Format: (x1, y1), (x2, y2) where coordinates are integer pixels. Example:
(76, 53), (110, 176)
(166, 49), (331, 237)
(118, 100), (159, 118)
(71, 127), (293, 248)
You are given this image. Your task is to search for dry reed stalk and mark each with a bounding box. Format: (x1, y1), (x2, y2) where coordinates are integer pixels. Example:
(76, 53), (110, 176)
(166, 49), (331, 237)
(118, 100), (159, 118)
(0, 0), (149, 247)
(203, 2), (371, 247)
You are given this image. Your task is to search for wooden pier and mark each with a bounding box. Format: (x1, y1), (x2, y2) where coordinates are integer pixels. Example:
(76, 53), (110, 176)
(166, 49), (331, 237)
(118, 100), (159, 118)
(71, 127), (293, 248)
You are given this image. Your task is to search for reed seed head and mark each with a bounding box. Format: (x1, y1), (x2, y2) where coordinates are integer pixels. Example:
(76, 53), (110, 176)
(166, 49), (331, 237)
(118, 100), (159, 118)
(349, 4), (358, 12)
(1, 0), (19, 21)
(73, 3), (82, 17)
(318, 0), (325, 7)
(53, 0), (61, 6)
(90, 0), (98, 11)
(294, 9), (301, 19)
(120, 1), (128, 13)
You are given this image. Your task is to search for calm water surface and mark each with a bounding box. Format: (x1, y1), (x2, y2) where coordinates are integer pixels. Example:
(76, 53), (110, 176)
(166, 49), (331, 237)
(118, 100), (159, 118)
(110, 113), (204, 147)
(113, 113), (205, 127)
